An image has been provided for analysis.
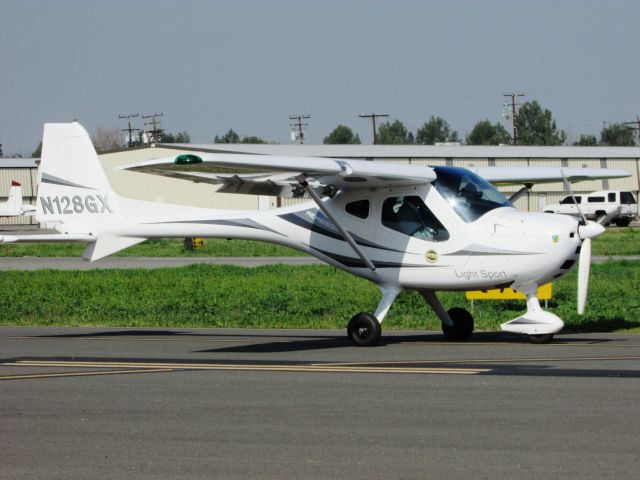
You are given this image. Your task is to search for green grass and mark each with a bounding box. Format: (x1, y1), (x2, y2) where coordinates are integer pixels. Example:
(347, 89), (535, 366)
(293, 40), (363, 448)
(1, 226), (637, 257)
(1, 261), (638, 332)
(592, 227), (640, 256)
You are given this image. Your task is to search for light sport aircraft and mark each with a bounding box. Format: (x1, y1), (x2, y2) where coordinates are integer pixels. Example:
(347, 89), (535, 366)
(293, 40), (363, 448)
(0, 181), (36, 217)
(0, 123), (630, 346)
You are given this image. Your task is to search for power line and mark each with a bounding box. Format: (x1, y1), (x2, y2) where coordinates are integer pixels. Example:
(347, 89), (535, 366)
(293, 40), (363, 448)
(624, 116), (640, 144)
(502, 93), (525, 144)
(142, 112), (164, 143)
(119, 113), (140, 147)
(289, 114), (310, 144)
(359, 113), (389, 144)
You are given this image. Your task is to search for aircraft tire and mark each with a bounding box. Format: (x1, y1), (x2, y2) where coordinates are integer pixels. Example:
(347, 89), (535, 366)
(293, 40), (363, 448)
(615, 218), (631, 227)
(527, 333), (554, 344)
(442, 307), (474, 341)
(347, 313), (381, 347)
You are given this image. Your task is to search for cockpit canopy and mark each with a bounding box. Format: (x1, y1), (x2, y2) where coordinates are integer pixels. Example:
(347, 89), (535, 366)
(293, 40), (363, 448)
(432, 166), (513, 222)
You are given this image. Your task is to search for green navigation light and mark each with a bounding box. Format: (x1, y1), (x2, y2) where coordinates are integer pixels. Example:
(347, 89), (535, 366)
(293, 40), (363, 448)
(174, 154), (203, 165)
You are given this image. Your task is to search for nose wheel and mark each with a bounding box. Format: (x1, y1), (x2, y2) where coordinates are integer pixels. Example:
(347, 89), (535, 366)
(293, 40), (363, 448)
(347, 312), (382, 347)
(441, 307), (474, 341)
(527, 333), (554, 344)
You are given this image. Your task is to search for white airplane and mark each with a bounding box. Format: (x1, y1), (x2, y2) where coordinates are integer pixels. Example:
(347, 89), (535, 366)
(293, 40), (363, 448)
(0, 123), (630, 345)
(0, 180), (36, 217)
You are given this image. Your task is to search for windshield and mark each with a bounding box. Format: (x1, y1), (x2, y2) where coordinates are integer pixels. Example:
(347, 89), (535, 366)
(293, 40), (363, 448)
(432, 166), (512, 222)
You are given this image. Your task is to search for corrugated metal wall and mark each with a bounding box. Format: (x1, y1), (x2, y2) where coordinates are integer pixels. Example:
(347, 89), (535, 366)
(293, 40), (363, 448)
(0, 166), (39, 225)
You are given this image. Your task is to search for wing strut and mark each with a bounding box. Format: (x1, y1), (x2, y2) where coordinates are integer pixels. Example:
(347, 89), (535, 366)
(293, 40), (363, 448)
(508, 183), (533, 203)
(297, 177), (377, 272)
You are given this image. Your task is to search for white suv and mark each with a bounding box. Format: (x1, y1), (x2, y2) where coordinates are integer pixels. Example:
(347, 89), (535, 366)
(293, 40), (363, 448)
(543, 190), (637, 227)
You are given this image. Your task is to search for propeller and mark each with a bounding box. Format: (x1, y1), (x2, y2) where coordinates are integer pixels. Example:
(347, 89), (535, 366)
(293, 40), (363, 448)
(560, 169), (606, 315)
(576, 221), (605, 314)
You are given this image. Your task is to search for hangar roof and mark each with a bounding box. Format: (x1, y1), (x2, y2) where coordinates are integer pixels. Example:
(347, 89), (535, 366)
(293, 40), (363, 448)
(0, 158), (39, 168)
(157, 143), (640, 159)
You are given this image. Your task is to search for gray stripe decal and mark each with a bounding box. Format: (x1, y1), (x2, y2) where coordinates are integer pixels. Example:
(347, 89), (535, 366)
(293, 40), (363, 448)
(41, 173), (93, 190)
(447, 244), (542, 256)
(508, 318), (545, 325)
(141, 218), (284, 236)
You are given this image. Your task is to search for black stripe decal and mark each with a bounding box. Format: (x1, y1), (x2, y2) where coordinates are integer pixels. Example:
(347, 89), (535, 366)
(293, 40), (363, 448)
(309, 247), (426, 269)
(279, 211), (404, 253)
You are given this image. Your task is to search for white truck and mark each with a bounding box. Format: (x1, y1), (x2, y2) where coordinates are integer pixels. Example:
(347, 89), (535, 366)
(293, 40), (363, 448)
(543, 190), (637, 226)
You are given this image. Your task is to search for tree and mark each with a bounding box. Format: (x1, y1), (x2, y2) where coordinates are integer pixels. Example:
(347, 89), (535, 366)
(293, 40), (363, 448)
(241, 136), (267, 144)
(160, 131), (191, 143)
(600, 123), (635, 146)
(323, 125), (361, 144)
(416, 116), (459, 144)
(92, 126), (125, 153)
(32, 142), (42, 158)
(573, 134), (597, 146)
(465, 120), (511, 145)
(214, 129), (241, 143)
(377, 120), (414, 144)
(514, 101), (566, 145)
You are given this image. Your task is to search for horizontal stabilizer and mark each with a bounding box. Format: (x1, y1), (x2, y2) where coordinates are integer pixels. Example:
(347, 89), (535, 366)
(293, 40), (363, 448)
(82, 235), (146, 262)
(0, 233), (95, 244)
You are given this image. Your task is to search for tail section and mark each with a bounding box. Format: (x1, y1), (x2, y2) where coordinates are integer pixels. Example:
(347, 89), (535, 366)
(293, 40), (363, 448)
(37, 122), (119, 225)
(37, 122), (145, 260)
(0, 181), (23, 216)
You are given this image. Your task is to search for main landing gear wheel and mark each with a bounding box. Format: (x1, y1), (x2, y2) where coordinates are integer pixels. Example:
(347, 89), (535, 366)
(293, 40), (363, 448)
(347, 312), (382, 347)
(527, 333), (554, 344)
(442, 307), (474, 341)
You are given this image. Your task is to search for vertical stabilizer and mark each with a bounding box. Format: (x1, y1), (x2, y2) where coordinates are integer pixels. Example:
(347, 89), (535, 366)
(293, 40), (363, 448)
(0, 181), (22, 216)
(36, 122), (121, 227)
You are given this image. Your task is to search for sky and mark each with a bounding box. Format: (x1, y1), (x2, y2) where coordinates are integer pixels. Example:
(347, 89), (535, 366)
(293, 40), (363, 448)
(1, 0), (639, 155)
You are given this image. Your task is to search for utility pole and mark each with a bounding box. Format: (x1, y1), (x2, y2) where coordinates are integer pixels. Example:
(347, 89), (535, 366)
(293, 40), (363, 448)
(289, 114), (310, 144)
(502, 93), (525, 144)
(142, 112), (164, 143)
(359, 113), (389, 144)
(624, 116), (640, 144)
(119, 113), (140, 147)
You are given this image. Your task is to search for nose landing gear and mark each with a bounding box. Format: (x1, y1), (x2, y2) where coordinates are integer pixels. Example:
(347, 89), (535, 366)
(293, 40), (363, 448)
(501, 286), (563, 343)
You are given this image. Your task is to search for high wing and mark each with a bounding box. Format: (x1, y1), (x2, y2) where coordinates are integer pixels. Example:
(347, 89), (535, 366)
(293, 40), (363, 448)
(118, 153), (437, 197)
(469, 167), (630, 186)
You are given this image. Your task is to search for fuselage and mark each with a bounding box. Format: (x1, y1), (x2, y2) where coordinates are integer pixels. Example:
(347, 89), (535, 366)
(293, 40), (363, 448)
(71, 175), (581, 294)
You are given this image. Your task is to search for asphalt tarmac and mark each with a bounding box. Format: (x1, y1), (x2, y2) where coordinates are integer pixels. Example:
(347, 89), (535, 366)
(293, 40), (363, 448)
(1, 327), (639, 479)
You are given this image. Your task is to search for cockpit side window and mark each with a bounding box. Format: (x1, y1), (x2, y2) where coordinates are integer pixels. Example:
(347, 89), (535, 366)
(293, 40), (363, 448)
(432, 166), (512, 222)
(381, 196), (449, 242)
(345, 199), (370, 219)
